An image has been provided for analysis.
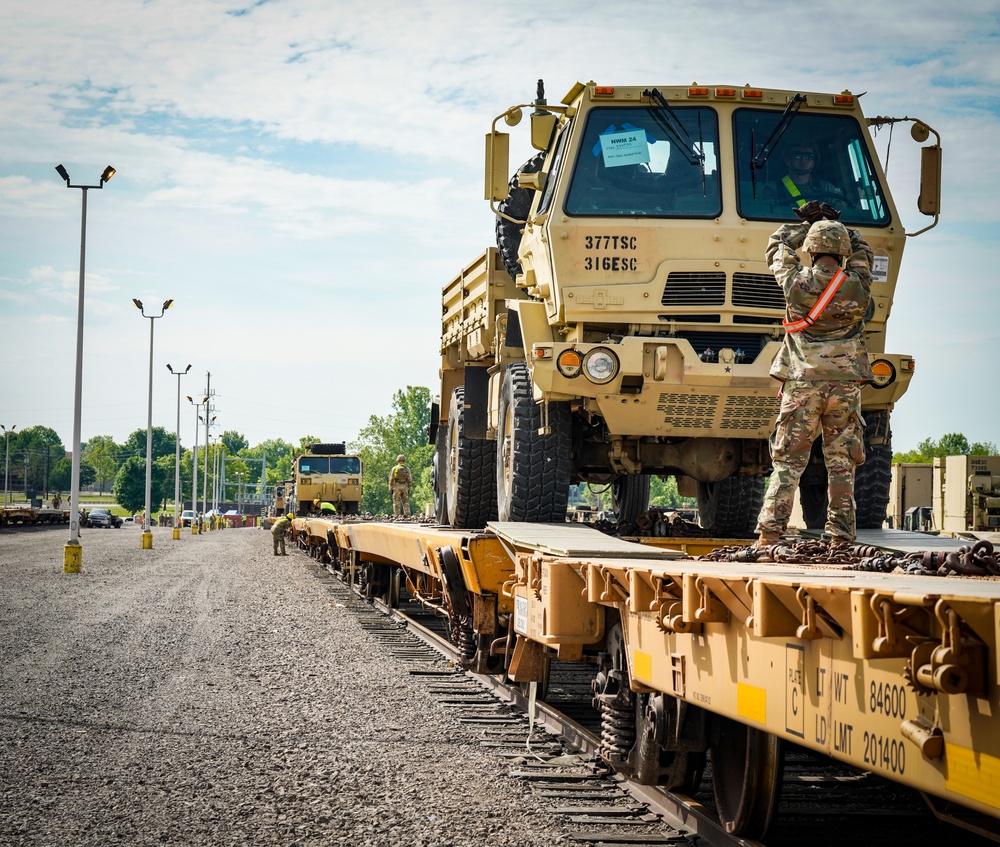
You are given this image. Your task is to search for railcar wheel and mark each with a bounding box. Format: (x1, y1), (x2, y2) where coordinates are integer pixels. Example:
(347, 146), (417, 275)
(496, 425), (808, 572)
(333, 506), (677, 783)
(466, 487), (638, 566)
(711, 717), (783, 838)
(445, 387), (498, 529)
(696, 476), (765, 536)
(612, 474), (651, 525)
(496, 362), (571, 523)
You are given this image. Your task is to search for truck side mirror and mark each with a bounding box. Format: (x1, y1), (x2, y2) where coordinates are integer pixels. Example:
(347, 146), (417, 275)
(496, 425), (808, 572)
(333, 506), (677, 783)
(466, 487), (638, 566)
(917, 144), (941, 217)
(485, 130), (511, 203)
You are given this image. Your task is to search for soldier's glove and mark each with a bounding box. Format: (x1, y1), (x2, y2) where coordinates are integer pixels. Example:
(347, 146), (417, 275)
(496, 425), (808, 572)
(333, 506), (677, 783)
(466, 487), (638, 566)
(793, 200), (841, 223)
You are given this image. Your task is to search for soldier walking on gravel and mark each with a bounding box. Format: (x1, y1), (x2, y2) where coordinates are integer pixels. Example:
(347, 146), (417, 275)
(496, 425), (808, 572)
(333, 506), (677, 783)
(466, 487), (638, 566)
(271, 513), (293, 556)
(756, 201), (874, 550)
(389, 455), (412, 517)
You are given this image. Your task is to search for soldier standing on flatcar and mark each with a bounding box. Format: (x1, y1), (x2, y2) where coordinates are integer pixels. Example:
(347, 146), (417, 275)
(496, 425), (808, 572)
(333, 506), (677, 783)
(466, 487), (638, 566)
(389, 455), (412, 517)
(756, 202), (874, 551)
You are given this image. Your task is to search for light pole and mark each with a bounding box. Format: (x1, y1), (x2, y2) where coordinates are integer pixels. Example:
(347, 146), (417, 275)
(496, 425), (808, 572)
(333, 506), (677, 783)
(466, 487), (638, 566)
(235, 472), (245, 525)
(1, 424), (14, 508)
(133, 298), (173, 549)
(187, 395), (209, 534)
(167, 364), (191, 540)
(56, 163), (115, 573)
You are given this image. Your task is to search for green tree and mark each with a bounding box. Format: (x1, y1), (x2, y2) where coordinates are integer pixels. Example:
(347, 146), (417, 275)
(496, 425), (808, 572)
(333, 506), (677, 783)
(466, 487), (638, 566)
(83, 435), (120, 494)
(122, 427), (177, 461)
(49, 456), (95, 493)
(893, 433), (998, 464)
(221, 430), (248, 455)
(10, 426), (66, 497)
(243, 439), (296, 487)
(113, 456), (168, 515)
(350, 386), (433, 515)
(649, 476), (696, 509)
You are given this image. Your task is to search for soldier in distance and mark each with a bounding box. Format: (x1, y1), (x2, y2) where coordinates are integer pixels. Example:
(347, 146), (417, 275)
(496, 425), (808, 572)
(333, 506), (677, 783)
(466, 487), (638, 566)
(312, 498), (337, 515)
(389, 455), (412, 517)
(755, 201), (874, 552)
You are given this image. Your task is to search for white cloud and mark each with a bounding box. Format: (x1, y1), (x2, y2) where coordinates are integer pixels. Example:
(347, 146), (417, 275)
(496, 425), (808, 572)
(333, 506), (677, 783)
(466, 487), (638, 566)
(0, 0), (997, 453)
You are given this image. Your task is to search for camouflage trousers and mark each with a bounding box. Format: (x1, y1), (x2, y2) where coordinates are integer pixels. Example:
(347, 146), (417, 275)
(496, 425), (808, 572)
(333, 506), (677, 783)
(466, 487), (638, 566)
(756, 380), (865, 542)
(272, 531), (286, 555)
(391, 486), (411, 517)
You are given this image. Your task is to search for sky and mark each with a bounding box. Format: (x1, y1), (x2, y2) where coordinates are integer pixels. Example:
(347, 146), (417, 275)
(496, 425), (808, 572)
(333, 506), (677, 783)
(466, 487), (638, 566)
(1, 0), (999, 457)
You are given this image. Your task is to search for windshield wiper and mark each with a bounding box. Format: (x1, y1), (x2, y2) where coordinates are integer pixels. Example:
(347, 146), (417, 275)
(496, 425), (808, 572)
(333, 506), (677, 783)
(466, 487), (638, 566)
(750, 93), (806, 198)
(642, 87), (706, 169)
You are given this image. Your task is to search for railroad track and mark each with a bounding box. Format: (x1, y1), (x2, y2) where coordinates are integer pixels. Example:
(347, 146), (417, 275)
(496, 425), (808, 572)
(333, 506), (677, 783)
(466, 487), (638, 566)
(302, 555), (998, 847)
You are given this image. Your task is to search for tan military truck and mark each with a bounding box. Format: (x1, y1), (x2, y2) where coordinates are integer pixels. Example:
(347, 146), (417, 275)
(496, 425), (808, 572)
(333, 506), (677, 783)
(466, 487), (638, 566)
(434, 81), (942, 532)
(288, 442), (363, 516)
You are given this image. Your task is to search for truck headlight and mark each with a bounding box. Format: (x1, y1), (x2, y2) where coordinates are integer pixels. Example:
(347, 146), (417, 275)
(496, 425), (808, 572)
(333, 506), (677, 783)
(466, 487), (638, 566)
(583, 348), (619, 384)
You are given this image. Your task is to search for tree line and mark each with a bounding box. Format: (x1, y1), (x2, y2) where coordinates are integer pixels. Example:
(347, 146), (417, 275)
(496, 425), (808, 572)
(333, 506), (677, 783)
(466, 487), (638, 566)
(9, 398), (993, 520)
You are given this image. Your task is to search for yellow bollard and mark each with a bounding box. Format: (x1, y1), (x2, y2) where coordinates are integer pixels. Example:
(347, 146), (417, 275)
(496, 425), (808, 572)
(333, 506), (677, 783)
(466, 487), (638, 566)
(172, 526), (181, 540)
(141, 531), (153, 549)
(191, 522), (197, 535)
(64, 541), (82, 573)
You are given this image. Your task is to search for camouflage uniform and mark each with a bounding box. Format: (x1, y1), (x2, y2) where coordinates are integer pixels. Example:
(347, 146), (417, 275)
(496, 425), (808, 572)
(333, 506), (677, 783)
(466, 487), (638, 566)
(271, 514), (292, 555)
(390, 458), (412, 517)
(756, 221), (874, 544)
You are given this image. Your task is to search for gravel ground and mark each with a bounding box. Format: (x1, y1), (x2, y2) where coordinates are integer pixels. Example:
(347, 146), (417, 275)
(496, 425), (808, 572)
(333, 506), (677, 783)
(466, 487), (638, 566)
(0, 525), (572, 846)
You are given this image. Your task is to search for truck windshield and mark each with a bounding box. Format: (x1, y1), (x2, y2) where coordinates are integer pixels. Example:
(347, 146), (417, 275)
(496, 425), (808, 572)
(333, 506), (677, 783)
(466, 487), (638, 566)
(565, 106), (720, 218)
(298, 457), (360, 475)
(734, 109), (890, 226)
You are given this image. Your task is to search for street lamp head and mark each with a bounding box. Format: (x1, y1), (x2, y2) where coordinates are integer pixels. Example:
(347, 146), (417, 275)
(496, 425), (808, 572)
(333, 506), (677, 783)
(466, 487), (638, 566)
(186, 395), (193, 403)
(163, 299), (173, 310)
(55, 164), (71, 183)
(101, 166), (116, 184)
(185, 364), (192, 373)
(132, 298), (143, 310)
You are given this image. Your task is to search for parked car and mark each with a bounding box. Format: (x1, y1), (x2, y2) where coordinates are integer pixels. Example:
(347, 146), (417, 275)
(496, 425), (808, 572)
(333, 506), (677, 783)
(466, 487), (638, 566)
(180, 509), (196, 527)
(87, 508), (122, 528)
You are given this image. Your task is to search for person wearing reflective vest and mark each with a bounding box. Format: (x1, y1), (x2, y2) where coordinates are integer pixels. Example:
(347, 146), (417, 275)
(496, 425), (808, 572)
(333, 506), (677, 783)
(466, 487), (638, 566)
(756, 204), (874, 551)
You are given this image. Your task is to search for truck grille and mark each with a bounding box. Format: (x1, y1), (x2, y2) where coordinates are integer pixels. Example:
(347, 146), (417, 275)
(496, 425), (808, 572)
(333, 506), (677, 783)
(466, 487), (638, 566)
(720, 394), (781, 429)
(659, 272), (784, 311)
(733, 272), (784, 309)
(656, 392), (780, 431)
(661, 272), (726, 306)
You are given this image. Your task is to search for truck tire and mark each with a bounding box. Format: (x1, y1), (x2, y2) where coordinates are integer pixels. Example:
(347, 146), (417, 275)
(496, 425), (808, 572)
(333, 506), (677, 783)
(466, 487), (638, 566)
(612, 475), (651, 525)
(445, 387), (498, 529)
(496, 362), (571, 523)
(496, 152), (546, 280)
(799, 481), (828, 530)
(696, 476), (765, 537)
(855, 411), (892, 529)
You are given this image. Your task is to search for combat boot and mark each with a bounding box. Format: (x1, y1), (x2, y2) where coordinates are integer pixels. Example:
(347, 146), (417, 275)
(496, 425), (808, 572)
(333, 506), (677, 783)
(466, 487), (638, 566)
(755, 531), (782, 548)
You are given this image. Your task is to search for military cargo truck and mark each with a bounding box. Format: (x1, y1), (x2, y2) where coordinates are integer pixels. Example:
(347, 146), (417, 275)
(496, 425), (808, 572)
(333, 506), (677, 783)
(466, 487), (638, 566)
(434, 81), (942, 532)
(288, 442), (363, 516)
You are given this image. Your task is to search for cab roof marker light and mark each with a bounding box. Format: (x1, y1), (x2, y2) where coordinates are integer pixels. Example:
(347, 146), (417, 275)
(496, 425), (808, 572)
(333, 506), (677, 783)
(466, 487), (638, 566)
(834, 94), (855, 106)
(742, 88), (763, 99)
(593, 86), (615, 97)
(716, 88), (737, 97)
(688, 87), (709, 97)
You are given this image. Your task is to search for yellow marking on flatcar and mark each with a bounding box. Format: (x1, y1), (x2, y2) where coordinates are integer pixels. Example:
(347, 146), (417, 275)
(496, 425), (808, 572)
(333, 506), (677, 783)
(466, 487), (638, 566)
(737, 682), (767, 724)
(945, 742), (1000, 810)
